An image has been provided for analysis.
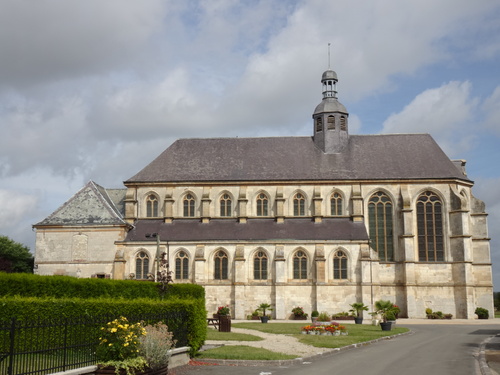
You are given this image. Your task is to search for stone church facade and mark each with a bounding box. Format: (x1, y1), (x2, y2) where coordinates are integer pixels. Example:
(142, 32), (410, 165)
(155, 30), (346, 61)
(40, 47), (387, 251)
(34, 69), (493, 319)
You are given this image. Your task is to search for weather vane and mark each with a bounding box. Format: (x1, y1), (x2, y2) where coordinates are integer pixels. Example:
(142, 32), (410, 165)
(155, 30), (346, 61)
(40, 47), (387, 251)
(328, 42), (331, 69)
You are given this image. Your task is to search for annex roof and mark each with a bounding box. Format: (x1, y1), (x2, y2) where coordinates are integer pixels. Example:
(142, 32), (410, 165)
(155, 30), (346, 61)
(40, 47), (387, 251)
(125, 218), (369, 242)
(126, 134), (469, 184)
(34, 181), (127, 226)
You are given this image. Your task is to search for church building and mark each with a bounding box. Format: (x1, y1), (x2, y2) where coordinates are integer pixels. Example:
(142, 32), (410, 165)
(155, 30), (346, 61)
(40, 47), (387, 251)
(33, 69), (493, 319)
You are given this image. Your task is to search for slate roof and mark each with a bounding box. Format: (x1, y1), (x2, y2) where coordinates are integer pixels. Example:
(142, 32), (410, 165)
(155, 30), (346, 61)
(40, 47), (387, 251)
(125, 134), (469, 183)
(35, 181), (127, 226)
(125, 218), (369, 242)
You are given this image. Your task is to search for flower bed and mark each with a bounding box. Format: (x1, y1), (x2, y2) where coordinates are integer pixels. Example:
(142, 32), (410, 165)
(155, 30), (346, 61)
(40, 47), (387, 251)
(301, 322), (348, 336)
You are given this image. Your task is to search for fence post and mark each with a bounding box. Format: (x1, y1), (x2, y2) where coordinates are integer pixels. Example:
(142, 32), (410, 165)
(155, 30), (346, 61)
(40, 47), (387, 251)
(63, 317), (68, 371)
(7, 318), (15, 375)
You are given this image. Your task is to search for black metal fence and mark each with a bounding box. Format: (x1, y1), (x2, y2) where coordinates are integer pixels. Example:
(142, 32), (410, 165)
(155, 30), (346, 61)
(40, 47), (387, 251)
(0, 312), (188, 375)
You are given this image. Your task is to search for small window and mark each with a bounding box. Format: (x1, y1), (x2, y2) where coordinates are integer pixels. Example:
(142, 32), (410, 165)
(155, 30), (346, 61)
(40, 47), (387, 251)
(135, 251), (149, 280)
(293, 250), (307, 280)
(175, 251), (189, 280)
(333, 250), (348, 279)
(417, 191), (444, 262)
(327, 115), (335, 130)
(214, 250), (228, 280)
(340, 116), (347, 131)
(293, 193), (306, 216)
(146, 194), (159, 217)
(183, 194), (195, 217)
(220, 194), (232, 217)
(330, 192), (343, 216)
(253, 251), (268, 280)
(256, 193), (269, 216)
(316, 117), (323, 132)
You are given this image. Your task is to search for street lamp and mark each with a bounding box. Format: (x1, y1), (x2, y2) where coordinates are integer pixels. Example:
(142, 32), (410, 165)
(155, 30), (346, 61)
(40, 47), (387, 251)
(145, 233), (161, 282)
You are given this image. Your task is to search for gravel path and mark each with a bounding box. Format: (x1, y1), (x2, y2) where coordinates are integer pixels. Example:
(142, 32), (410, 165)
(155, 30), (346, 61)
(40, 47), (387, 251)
(204, 327), (335, 358)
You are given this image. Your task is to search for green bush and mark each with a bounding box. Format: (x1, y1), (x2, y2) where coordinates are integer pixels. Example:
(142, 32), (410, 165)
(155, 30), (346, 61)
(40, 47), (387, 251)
(0, 272), (204, 301)
(475, 307), (489, 319)
(0, 296), (207, 355)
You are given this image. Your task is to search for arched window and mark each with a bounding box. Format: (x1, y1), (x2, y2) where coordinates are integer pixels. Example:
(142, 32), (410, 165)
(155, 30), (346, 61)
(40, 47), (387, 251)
(340, 116), (347, 131)
(293, 250), (307, 280)
(316, 117), (323, 132)
(417, 191), (444, 261)
(368, 192), (394, 261)
(214, 250), (228, 280)
(146, 194), (159, 217)
(327, 115), (335, 130)
(253, 250), (268, 280)
(220, 194), (232, 217)
(256, 193), (269, 216)
(183, 194), (195, 217)
(333, 250), (348, 279)
(135, 251), (149, 280)
(175, 251), (189, 280)
(330, 192), (343, 216)
(293, 193), (306, 216)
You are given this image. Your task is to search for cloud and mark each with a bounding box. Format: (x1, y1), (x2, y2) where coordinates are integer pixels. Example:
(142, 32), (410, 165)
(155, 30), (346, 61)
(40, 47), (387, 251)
(381, 81), (478, 156)
(0, 190), (37, 229)
(0, 0), (166, 89)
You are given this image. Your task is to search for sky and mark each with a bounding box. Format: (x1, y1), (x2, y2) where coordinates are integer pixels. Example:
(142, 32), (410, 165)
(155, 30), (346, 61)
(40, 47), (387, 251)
(1, 0), (499, 287)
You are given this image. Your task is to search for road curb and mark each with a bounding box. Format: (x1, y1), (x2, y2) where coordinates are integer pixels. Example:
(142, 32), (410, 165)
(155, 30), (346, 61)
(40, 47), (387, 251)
(196, 330), (413, 367)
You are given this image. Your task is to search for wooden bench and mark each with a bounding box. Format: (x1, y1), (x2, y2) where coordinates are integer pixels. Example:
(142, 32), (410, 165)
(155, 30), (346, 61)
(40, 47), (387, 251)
(207, 318), (219, 330)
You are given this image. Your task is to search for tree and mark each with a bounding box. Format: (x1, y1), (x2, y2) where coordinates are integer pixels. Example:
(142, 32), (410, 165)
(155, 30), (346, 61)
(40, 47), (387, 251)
(0, 235), (34, 273)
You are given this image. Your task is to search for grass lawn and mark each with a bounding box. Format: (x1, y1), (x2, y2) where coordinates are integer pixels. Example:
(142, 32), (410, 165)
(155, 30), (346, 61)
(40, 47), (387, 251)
(198, 322), (409, 360)
(197, 345), (297, 360)
(206, 328), (263, 341)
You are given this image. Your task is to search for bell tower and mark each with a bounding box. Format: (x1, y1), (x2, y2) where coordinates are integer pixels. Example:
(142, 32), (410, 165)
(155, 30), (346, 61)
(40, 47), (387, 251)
(312, 69), (349, 153)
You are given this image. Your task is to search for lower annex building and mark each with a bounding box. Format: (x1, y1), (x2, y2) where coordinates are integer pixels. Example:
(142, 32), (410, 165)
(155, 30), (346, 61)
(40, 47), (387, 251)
(33, 69), (493, 319)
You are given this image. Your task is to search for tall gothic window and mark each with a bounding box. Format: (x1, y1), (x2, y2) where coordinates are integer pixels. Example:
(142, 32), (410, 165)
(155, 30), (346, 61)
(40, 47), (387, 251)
(214, 250), (228, 280)
(220, 194), (232, 217)
(183, 194), (195, 217)
(330, 192), (343, 216)
(256, 193), (269, 216)
(146, 194), (159, 217)
(417, 191), (444, 261)
(253, 250), (268, 280)
(333, 250), (348, 279)
(368, 192), (394, 261)
(135, 251), (149, 280)
(293, 193), (306, 216)
(175, 251), (189, 280)
(293, 250), (307, 280)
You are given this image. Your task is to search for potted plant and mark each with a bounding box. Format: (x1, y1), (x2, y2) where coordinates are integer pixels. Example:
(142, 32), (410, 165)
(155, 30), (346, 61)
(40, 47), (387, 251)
(475, 307), (489, 319)
(349, 302), (369, 324)
(375, 300), (394, 331)
(257, 303), (273, 323)
(316, 311), (331, 325)
(311, 310), (319, 323)
(216, 305), (230, 318)
(95, 316), (147, 375)
(138, 322), (175, 374)
(291, 306), (308, 320)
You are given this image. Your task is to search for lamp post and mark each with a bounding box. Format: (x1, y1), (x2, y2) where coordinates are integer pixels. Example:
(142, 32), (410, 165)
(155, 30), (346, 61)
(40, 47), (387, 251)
(146, 233), (161, 282)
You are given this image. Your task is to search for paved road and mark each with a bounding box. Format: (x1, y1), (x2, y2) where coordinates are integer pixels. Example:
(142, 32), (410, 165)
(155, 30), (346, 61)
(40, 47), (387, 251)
(172, 324), (500, 375)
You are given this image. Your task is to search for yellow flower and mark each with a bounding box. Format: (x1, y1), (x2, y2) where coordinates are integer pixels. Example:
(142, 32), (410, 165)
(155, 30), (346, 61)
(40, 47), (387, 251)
(108, 343), (112, 346)
(110, 328), (117, 333)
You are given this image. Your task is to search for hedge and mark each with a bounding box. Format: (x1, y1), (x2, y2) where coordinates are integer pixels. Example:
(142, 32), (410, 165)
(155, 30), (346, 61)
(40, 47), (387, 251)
(0, 272), (205, 300)
(0, 296), (207, 355)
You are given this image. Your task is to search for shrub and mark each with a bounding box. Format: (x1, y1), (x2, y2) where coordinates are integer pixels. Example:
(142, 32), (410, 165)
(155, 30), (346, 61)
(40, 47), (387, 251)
(292, 306), (307, 317)
(139, 322), (175, 370)
(96, 317), (145, 362)
(311, 310), (319, 318)
(475, 307), (489, 319)
(317, 312), (330, 321)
